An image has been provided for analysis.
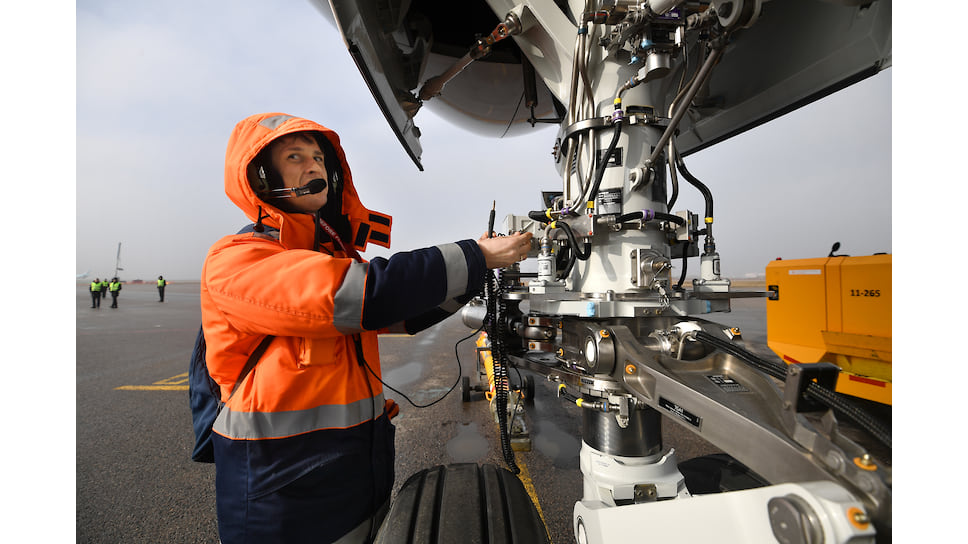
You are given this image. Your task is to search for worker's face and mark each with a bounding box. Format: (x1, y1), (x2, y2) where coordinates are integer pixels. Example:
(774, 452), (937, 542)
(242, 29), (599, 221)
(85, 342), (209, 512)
(268, 134), (328, 213)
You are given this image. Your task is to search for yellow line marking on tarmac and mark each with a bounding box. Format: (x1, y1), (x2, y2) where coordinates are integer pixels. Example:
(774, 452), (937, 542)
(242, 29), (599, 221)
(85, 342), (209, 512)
(484, 406), (552, 541)
(115, 372), (190, 391)
(514, 450), (551, 541)
(155, 372), (189, 385)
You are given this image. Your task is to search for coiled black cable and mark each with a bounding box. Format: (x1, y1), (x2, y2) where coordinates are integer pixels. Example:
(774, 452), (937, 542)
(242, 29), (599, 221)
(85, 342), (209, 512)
(695, 331), (892, 449)
(483, 269), (520, 474)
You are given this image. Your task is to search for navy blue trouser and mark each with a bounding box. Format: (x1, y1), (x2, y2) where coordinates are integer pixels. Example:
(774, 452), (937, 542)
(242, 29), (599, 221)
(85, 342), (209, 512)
(213, 415), (395, 544)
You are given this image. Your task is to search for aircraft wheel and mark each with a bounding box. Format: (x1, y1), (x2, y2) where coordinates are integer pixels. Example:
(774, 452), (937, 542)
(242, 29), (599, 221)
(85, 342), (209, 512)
(375, 463), (550, 544)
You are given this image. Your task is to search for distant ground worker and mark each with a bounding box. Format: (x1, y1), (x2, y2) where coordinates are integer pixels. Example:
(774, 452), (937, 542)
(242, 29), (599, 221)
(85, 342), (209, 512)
(157, 276), (168, 302)
(200, 112), (532, 543)
(99, 278), (109, 302)
(109, 277), (122, 308)
(90, 278), (101, 308)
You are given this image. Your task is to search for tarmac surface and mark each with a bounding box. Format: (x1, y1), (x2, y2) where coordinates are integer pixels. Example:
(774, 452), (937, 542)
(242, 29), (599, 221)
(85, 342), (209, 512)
(76, 281), (891, 543)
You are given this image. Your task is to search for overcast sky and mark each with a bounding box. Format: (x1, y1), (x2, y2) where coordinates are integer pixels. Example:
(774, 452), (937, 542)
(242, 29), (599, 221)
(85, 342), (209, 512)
(15, 2), (961, 535)
(72, 0), (892, 282)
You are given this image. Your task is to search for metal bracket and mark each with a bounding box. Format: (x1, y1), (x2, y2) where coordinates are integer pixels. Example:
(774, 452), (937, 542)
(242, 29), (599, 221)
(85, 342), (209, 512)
(784, 363), (840, 413)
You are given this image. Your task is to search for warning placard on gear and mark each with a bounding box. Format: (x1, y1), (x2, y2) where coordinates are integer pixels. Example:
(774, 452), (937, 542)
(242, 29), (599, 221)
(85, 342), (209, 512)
(659, 397), (701, 429)
(706, 374), (749, 393)
(595, 188), (622, 215)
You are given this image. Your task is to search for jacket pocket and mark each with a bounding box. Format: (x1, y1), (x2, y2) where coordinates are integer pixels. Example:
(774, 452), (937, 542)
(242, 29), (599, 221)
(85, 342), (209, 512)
(297, 335), (346, 367)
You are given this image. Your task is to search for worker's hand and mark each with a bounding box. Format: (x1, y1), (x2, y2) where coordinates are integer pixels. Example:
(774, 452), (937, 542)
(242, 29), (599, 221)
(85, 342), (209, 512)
(477, 231), (534, 269)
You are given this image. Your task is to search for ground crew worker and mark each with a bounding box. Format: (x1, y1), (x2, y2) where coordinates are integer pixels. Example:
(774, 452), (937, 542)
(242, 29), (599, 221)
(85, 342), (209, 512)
(157, 276), (167, 302)
(90, 278), (101, 308)
(109, 277), (122, 308)
(201, 113), (532, 543)
(99, 278), (109, 301)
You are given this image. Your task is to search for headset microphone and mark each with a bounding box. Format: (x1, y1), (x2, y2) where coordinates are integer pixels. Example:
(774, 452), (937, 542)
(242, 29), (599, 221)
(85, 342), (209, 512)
(268, 178), (327, 198)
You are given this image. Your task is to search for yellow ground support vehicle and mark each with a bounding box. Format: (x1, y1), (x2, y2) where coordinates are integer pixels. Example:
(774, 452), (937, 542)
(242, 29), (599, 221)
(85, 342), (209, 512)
(765, 249), (891, 405)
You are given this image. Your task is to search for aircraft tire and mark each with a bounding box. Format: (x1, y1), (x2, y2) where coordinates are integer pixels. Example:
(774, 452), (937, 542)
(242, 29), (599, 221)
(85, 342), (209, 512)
(375, 463), (549, 544)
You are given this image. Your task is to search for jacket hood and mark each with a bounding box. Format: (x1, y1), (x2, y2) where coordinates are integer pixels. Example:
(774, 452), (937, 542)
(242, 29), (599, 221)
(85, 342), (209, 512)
(224, 113), (391, 251)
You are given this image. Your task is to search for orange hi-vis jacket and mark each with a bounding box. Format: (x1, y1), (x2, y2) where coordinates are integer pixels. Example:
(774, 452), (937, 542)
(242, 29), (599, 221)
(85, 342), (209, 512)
(201, 113), (487, 542)
(203, 113), (394, 441)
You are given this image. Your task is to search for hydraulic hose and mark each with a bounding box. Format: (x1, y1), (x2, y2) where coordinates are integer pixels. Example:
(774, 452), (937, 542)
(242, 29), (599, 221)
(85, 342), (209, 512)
(673, 146), (714, 240)
(557, 383), (610, 412)
(694, 331), (892, 449)
(696, 330), (787, 380)
(558, 246), (577, 282)
(555, 220), (592, 261)
(803, 381), (892, 450)
(524, 213), (587, 280)
(616, 210), (686, 226)
(585, 118), (623, 208)
(528, 209), (556, 223)
(666, 163), (680, 211)
(676, 240), (690, 290)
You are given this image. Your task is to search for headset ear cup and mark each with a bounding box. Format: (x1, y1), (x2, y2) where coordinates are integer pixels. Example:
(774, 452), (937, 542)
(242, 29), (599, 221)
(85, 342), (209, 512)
(255, 166), (270, 193)
(250, 145), (279, 195)
(252, 158), (283, 196)
(329, 169), (341, 198)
